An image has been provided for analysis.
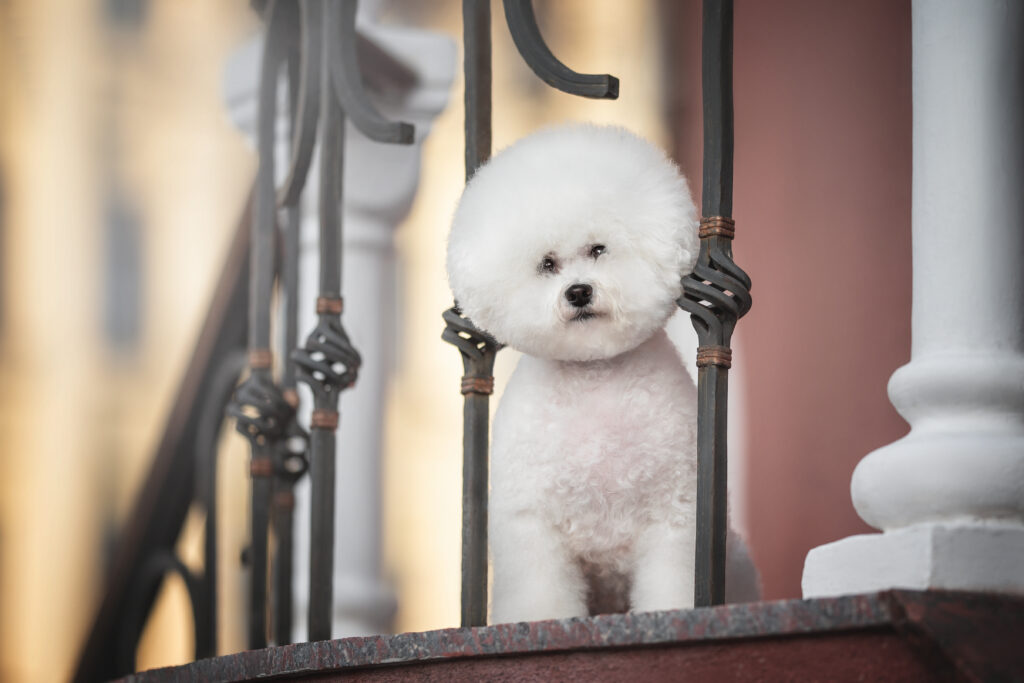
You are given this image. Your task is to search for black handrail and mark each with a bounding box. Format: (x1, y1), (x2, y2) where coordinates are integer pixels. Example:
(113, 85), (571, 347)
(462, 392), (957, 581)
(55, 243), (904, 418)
(72, 195), (251, 683)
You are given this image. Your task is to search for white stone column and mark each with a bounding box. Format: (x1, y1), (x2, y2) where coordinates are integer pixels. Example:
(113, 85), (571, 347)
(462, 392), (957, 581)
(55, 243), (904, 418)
(224, 19), (455, 639)
(802, 0), (1024, 598)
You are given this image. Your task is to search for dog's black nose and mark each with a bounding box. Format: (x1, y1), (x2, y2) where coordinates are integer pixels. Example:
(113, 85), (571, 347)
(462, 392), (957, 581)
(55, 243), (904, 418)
(565, 283), (593, 308)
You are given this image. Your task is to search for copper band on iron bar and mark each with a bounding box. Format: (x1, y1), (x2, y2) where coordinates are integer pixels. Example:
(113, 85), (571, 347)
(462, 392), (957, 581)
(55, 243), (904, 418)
(282, 388), (299, 409)
(699, 216), (736, 240)
(316, 297), (344, 315)
(250, 458), (273, 478)
(273, 490), (295, 509)
(696, 345), (733, 369)
(461, 376), (495, 396)
(311, 409), (339, 430)
(248, 348), (273, 369)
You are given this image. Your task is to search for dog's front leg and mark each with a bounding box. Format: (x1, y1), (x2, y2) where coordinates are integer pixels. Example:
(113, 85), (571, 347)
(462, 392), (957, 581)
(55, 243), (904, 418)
(630, 521), (696, 612)
(490, 510), (587, 623)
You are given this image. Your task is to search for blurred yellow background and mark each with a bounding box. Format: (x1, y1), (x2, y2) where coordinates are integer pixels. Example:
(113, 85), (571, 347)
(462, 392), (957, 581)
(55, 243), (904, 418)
(0, 0), (670, 679)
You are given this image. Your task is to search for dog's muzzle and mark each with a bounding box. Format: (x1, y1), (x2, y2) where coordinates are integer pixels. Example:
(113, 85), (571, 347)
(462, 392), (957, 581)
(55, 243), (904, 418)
(565, 283), (593, 308)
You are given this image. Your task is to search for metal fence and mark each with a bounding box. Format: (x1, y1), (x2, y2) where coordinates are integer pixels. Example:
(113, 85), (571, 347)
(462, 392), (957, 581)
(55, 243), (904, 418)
(76, 0), (750, 676)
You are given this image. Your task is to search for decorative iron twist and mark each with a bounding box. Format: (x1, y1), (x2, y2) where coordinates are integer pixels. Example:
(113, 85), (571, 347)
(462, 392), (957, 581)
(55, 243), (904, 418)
(274, 419), (310, 484)
(678, 218), (752, 353)
(442, 307), (501, 368)
(227, 370), (295, 446)
(292, 316), (362, 402)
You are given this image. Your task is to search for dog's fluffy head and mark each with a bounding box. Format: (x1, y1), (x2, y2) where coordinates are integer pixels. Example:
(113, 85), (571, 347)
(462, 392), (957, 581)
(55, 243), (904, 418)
(447, 124), (698, 362)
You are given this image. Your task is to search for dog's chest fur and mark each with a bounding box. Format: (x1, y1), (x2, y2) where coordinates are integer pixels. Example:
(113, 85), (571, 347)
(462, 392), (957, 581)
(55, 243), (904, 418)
(491, 329), (699, 574)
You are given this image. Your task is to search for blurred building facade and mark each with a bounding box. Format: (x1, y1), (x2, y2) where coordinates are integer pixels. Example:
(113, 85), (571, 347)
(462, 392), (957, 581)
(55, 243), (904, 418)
(0, 1), (258, 679)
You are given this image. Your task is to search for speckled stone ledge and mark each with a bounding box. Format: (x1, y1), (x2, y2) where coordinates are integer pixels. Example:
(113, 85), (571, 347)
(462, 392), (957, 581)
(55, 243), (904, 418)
(122, 590), (1024, 682)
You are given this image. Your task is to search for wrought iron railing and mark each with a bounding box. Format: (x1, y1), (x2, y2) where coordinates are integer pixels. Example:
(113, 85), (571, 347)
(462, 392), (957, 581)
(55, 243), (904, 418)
(227, 0), (415, 648)
(75, 0), (749, 678)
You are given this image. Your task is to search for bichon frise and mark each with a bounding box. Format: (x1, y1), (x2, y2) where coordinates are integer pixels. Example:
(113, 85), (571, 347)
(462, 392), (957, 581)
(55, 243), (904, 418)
(447, 124), (758, 623)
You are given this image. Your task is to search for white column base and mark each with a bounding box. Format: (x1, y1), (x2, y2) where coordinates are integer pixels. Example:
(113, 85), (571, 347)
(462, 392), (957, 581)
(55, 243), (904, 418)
(802, 522), (1024, 598)
(331, 574), (399, 637)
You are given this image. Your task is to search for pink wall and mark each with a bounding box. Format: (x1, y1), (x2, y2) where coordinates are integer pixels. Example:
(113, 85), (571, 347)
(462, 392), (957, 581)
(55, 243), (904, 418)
(664, 0), (913, 599)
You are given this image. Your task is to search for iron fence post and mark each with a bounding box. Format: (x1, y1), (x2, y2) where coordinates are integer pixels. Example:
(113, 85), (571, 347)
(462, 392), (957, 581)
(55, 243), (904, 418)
(678, 0), (752, 607)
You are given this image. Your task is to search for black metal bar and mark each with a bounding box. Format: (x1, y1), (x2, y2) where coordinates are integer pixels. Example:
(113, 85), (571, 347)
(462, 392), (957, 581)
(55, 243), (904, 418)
(269, 19), (311, 648)
(442, 309), (500, 628)
(701, 0), (733, 218)
(195, 350), (248, 659)
(270, 467), (301, 644)
(464, 0), (491, 180)
(502, 0), (618, 99)
(277, 0), (322, 208)
(73, 191), (250, 683)
(440, 0), (499, 630)
(328, 0), (415, 144)
(248, 472), (272, 646)
(292, 14), (362, 638)
(226, 0), (296, 649)
(270, 208), (304, 647)
(677, 0), (751, 608)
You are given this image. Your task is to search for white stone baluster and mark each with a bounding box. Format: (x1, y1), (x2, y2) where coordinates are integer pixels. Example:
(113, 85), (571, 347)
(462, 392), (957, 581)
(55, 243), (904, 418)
(802, 0), (1024, 598)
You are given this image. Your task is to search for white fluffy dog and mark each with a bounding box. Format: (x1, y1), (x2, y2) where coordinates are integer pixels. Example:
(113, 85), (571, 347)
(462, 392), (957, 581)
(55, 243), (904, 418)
(447, 124), (758, 623)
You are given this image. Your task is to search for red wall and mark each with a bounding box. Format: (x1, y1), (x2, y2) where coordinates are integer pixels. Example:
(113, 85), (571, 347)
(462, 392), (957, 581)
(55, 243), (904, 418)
(664, 0), (913, 599)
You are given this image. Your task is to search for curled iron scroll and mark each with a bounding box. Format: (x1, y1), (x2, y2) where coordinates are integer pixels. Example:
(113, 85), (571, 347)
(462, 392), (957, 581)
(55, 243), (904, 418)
(502, 0), (619, 99)
(117, 552), (205, 674)
(276, 0), (323, 208)
(328, 0), (415, 144)
(276, 0), (416, 207)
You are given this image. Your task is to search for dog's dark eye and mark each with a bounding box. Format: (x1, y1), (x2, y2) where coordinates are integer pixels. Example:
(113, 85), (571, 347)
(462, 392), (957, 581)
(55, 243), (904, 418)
(538, 255), (558, 274)
(590, 244), (606, 259)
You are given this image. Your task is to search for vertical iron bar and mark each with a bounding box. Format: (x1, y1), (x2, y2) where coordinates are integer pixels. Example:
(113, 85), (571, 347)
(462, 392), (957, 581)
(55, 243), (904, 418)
(461, 0), (492, 629)
(308, 85), (343, 644)
(693, 363), (728, 606)
(701, 0), (734, 219)
(291, 12), (365, 637)
(226, 2), (296, 650)
(271, 485), (296, 644)
(245, 10), (284, 645)
(196, 351), (247, 658)
(271, 50), (305, 649)
(271, 202), (302, 647)
(249, 473), (272, 646)
(690, 0), (740, 608)
(307, 413), (337, 643)
(464, 0), (491, 179)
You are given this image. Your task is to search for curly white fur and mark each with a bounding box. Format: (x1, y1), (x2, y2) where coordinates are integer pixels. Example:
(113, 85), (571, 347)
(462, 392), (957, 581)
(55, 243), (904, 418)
(447, 124), (758, 623)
